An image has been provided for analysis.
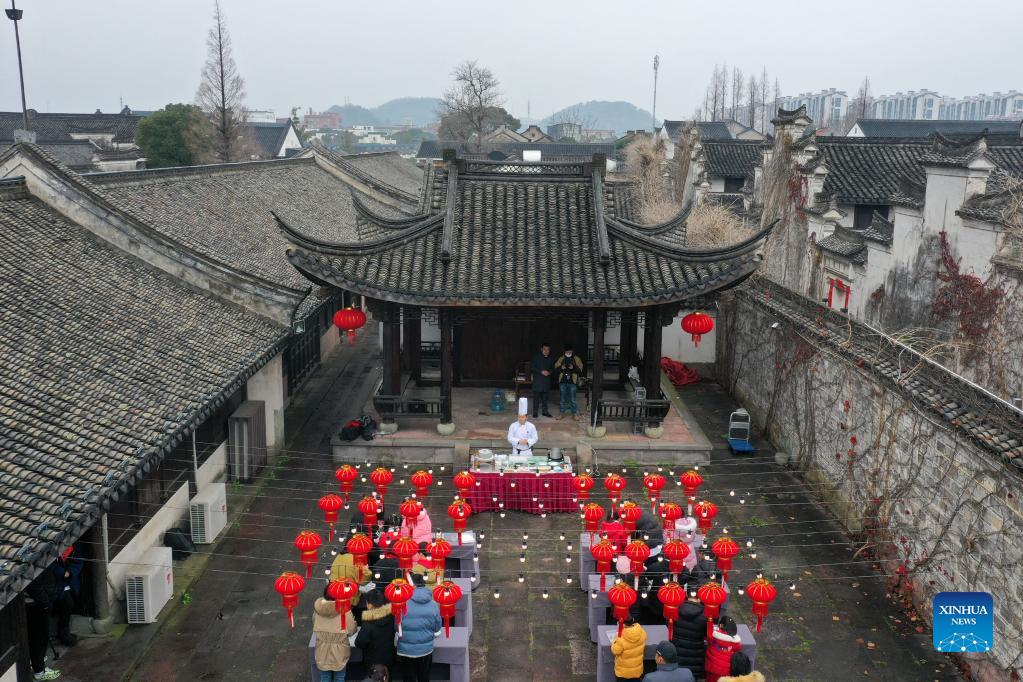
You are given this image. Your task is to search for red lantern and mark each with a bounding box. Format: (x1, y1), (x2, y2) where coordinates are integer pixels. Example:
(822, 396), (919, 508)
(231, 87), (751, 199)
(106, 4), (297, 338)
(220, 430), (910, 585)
(385, 578), (416, 636)
(658, 501), (683, 533)
(357, 495), (381, 529)
(392, 536), (419, 578)
(453, 470), (476, 498)
(693, 500), (718, 534)
(411, 470), (433, 498)
(427, 537), (453, 580)
(447, 499), (472, 545)
(658, 581), (687, 640)
(625, 540), (650, 589)
(572, 473), (595, 502)
(335, 464), (359, 500)
(711, 536), (740, 582)
(603, 473), (626, 505)
(697, 580), (728, 638)
(370, 467), (394, 497)
(582, 502), (605, 537)
(432, 580), (463, 637)
(294, 529), (322, 578)
(399, 497), (423, 534)
(333, 306), (367, 345)
(346, 532), (373, 581)
(680, 469), (703, 498)
(590, 538), (616, 592)
(318, 493), (344, 542)
(662, 538), (690, 578)
(326, 577), (360, 627)
(607, 582), (637, 637)
(746, 576), (778, 632)
(619, 501), (643, 534)
(643, 473), (666, 511)
(681, 311), (714, 347)
(273, 570), (305, 628)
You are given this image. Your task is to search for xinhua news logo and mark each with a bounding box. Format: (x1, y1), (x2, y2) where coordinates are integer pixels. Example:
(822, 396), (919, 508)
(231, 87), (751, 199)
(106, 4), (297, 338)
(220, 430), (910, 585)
(932, 592), (993, 653)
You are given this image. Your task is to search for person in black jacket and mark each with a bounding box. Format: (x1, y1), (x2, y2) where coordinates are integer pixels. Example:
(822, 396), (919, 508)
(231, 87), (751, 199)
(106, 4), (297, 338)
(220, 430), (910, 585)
(355, 589), (396, 681)
(530, 343), (555, 418)
(25, 570), (61, 680)
(671, 589), (707, 679)
(49, 546), (84, 646)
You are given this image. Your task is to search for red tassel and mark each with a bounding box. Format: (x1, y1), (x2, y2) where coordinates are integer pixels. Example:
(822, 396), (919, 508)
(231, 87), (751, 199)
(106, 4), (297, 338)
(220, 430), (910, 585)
(757, 615), (763, 632)
(617, 620), (624, 637)
(341, 610), (347, 629)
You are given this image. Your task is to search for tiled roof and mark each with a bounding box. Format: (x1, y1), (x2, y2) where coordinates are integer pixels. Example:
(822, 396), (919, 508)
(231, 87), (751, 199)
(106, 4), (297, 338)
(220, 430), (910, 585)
(0, 109), (142, 144)
(862, 212), (894, 245)
(0, 178), (287, 603)
(817, 138), (930, 204)
(416, 139), (615, 161)
(817, 224), (867, 265)
(702, 140), (763, 178)
(957, 170), (1021, 224)
(851, 119), (1022, 138)
(1, 141), (98, 171)
(314, 148), (424, 205)
(243, 121), (299, 158)
(662, 120), (687, 142)
(695, 122), (732, 140)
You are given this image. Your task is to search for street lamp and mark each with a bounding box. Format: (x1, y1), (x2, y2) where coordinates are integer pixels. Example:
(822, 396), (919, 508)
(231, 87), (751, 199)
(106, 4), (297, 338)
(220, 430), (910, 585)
(5, 0), (29, 134)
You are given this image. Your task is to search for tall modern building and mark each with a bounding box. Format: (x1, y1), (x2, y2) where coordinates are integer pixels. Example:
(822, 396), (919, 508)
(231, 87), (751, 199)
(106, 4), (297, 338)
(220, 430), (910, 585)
(777, 89), (848, 127)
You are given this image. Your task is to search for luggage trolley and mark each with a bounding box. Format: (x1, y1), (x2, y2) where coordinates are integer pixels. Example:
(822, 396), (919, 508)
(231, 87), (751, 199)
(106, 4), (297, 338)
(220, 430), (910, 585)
(727, 408), (756, 455)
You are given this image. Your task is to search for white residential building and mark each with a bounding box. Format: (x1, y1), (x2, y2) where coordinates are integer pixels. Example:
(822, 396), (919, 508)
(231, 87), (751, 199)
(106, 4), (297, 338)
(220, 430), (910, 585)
(778, 89), (848, 128)
(869, 90), (941, 120)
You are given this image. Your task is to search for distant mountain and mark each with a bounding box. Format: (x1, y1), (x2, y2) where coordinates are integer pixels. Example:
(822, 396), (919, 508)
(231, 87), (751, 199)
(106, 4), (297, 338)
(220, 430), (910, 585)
(327, 97), (442, 128)
(542, 100), (657, 135)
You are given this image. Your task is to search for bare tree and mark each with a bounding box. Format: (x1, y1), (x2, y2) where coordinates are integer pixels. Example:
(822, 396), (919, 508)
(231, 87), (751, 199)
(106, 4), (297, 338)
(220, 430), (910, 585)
(194, 0), (248, 163)
(730, 66), (744, 122)
(857, 75), (871, 119)
(439, 60), (503, 153)
(747, 74), (760, 129)
(759, 68), (769, 133)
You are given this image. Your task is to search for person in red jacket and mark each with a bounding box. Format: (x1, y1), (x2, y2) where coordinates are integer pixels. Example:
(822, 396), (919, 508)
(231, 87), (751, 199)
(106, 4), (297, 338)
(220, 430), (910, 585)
(705, 616), (742, 682)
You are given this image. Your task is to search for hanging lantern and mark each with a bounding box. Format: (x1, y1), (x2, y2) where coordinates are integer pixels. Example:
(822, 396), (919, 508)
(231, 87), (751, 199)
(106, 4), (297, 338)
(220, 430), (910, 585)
(658, 581), (687, 640)
(370, 467), (394, 498)
(335, 464), (359, 500)
(318, 493), (344, 542)
(582, 502), (605, 538)
(453, 471), (476, 498)
(392, 536), (419, 578)
(643, 473), (666, 511)
(411, 470), (433, 498)
(619, 501), (643, 534)
(326, 577), (360, 627)
(273, 570), (305, 628)
(294, 529), (323, 578)
(447, 499), (472, 545)
(693, 500), (718, 534)
(681, 311), (714, 347)
(711, 536), (740, 582)
(357, 495), (381, 530)
(399, 497), (423, 534)
(697, 580), (728, 638)
(607, 582), (638, 637)
(603, 473), (626, 505)
(658, 501), (683, 533)
(385, 578), (416, 636)
(746, 576), (778, 632)
(680, 469), (703, 498)
(572, 473), (595, 502)
(427, 537), (453, 580)
(662, 538), (690, 578)
(625, 540), (650, 590)
(432, 580), (463, 638)
(590, 538), (616, 592)
(333, 306), (367, 345)
(346, 532), (373, 581)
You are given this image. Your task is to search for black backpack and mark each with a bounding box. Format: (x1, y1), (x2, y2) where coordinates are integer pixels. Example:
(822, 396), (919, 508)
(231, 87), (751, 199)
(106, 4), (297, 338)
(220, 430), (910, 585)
(164, 527), (196, 560)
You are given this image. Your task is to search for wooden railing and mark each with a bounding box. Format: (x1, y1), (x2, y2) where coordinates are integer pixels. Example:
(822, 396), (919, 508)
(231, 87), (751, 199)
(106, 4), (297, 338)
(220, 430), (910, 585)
(373, 393), (445, 420)
(596, 397), (671, 423)
(588, 343), (621, 366)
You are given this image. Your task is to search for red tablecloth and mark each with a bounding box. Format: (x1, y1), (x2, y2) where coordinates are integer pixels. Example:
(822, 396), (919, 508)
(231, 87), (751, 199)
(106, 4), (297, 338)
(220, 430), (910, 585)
(466, 471), (577, 514)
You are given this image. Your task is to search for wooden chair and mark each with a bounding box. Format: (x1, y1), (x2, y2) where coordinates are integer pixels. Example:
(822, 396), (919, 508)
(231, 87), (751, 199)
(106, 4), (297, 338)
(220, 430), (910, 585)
(513, 361), (532, 401)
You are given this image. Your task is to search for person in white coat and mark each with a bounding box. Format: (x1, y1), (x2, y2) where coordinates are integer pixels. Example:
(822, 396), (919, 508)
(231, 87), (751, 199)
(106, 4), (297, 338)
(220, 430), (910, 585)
(507, 397), (539, 456)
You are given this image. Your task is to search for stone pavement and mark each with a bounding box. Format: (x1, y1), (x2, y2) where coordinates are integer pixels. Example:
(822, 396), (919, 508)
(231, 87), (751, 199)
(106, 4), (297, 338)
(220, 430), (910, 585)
(54, 345), (962, 681)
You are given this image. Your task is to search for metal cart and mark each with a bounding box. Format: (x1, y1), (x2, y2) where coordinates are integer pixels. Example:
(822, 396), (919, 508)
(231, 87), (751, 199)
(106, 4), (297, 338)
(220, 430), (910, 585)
(727, 408), (756, 455)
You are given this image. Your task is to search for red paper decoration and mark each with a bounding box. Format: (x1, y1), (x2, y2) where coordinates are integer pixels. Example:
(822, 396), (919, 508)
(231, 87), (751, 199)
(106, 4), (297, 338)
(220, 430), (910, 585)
(433, 579), (463, 637)
(333, 307), (367, 345)
(590, 538), (616, 592)
(662, 538), (690, 577)
(572, 473), (595, 501)
(619, 501), (643, 533)
(385, 578), (416, 635)
(680, 469), (703, 499)
(608, 582), (637, 636)
(326, 578), (360, 627)
(582, 502), (605, 537)
(294, 529), (322, 578)
(411, 470), (433, 498)
(711, 536), (740, 582)
(624, 540), (650, 588)
(681, 311), (714, 347)
(746, 576), (778, 632)
(603, 473), (626, 505)
(346, 532), (373, 582)
(399, 497), (423, 533)
(392, 536), (419, 578)
(447, 499), (472, 545)
(273, 570), (305, 628)
(693, 500), (718, 534)
(453, 470), (476, 498)
(643, 472), (666, 510)
(318, 493), (343, 542)
(370, 467), (394, 497)
(697, 580), (728, 638)
(427, 537), (453, 580)
(658, 501), (683, 532)
(658, 581), (686, 640)
(335, 464), (358, 500)
(357, 495), (381, 529)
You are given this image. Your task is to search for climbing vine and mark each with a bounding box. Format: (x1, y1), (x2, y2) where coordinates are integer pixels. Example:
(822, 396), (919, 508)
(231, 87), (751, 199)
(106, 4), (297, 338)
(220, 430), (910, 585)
(932, 230), (1004, 342)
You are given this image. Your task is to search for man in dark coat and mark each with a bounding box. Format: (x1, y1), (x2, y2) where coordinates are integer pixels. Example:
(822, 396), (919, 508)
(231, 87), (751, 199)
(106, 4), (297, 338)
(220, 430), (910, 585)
(25, 569), (60, 679)
(530, 342), (555, 418)
(355, 588), (397, 680)
(49, 545), (84, 645)
(671, 590), (707, 679)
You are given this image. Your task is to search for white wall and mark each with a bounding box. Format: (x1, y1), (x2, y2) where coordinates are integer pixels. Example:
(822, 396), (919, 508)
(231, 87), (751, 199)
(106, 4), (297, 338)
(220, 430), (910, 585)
(1, 662), (16, 682)
(195, 441), (227, 491)
(246, 354), (285, 456)
(663, 311), (716, 364)
(320, 322), (341, 358)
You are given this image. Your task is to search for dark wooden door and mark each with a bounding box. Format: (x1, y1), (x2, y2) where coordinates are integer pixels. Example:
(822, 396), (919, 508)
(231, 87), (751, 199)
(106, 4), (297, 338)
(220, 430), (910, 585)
(457, 313), (587, 384)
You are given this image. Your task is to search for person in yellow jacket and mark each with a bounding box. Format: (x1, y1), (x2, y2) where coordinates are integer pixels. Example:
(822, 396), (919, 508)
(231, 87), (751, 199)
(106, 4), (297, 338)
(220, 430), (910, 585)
(611, 617), (647, 681)
(329, 552), (369, 608)
(312, 586), (357, 682)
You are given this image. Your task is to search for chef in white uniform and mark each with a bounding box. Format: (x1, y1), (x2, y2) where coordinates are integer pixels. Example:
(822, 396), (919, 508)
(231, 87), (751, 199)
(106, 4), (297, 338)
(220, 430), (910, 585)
(507, 397), (539, 456)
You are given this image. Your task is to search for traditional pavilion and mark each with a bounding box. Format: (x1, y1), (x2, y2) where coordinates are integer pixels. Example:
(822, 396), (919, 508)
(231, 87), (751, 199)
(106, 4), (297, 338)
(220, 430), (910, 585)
(278, 151), (774, 435)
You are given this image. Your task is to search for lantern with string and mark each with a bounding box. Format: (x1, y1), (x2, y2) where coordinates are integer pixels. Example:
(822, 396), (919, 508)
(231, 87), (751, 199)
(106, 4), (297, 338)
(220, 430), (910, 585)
(746, 576), (778, 632)
(453, 471), (476, 498)
(385, 578), (416, 636)
(294, 529), (323, 577)
(392, 536), (419, 579)
(335, 464), (359, 500)
(680, 311), (714, 347)
(693, 500), (718, 534)
(607, 582), (637, 636)
(447, 498), (472, 545)
(658, 581), (687, 640)
(333, 306), (367, 345)
(572, 473), (595, 502)
(427, 537), (453, 580)
(642, 472), (666, 511)
(658, 501), (683, 534)
(590, 538), (616, 591)
(711, 536), (740, 582)
(411, 470), (433, 498)
(357, 495), (380, 529)
(624, 540), (650, 589)
(318, 493), (343, 542)
(273, 571), (305, 628)
(370, 467), (394, 497)
(697, 580), (728, 638)
(680, 469), (703, 515)
(326, 577), (359, 627)
(432, 580), (462, 638)
(582, 502), (605, 538)
(603, 473), (626, 505)
(619, 501), (643, 534)
(399, 497), (423, 534)
(346, 532), (373, 581)
(662, 538), (690, 579)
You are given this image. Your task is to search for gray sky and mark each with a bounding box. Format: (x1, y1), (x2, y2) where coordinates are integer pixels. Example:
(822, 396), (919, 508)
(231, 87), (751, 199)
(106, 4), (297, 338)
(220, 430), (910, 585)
(3, 0), (1021, 122)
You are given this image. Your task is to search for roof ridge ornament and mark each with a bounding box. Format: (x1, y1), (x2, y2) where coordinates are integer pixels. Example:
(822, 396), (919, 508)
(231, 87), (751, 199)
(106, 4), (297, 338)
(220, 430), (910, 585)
(441, 155), (460, 263)
(591, 168), (611, 265)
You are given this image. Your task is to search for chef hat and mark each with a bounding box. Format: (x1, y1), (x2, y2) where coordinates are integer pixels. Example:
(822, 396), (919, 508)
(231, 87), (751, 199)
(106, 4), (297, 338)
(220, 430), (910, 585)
(518, 397), (528, 416)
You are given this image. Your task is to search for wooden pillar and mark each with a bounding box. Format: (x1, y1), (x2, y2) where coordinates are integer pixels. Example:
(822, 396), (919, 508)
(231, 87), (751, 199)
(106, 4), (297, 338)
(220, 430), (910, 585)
(642, 306), (663, 400)
(402, 307), (421, 385)
(440, 308), (453, 424)
(591, 309), (606, 426)
(381, 302), (401, 397)
(619, 314), (637, 387)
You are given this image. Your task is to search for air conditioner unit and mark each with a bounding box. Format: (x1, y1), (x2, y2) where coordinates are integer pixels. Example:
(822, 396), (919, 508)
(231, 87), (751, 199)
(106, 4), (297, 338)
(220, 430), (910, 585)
(125, 547), (173, 624)
(190, 482), (228, 544)
(228, 400), (267, 482)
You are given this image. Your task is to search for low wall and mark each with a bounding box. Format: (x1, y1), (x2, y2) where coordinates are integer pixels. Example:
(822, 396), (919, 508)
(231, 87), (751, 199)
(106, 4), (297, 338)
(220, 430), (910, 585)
(195, 441), (227, 491)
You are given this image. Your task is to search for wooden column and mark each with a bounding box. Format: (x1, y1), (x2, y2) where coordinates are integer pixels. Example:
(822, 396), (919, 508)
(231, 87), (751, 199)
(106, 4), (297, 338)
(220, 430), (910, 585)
(440, 308), (453, 424)
(402, 307), (421, 385)
(381, 302), (401, 397)
(642, 306), (663, 401)
(591, 309), (606, 426)
(619, 314), (637, 387)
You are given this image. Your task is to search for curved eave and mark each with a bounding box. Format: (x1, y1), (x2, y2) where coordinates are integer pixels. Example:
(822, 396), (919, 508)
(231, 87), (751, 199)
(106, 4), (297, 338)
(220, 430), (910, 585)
(273, 210), (444, 256)
(351, 190), (433, 226)
(615, 200), (694, 235)
(607, 218), (778, 262)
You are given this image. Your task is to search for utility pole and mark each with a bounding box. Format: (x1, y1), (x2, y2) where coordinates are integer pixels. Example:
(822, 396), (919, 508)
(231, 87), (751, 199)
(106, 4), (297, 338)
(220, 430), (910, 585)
(5, 0), (29, 134)
(652, 54), (660, 131)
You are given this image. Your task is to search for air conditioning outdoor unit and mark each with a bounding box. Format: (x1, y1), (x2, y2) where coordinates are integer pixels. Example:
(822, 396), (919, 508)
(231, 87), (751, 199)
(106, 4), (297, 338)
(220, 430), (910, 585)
(125, 547), (173, 624)
(190, 482), (228, 544)
(228, 400), (267, 482)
